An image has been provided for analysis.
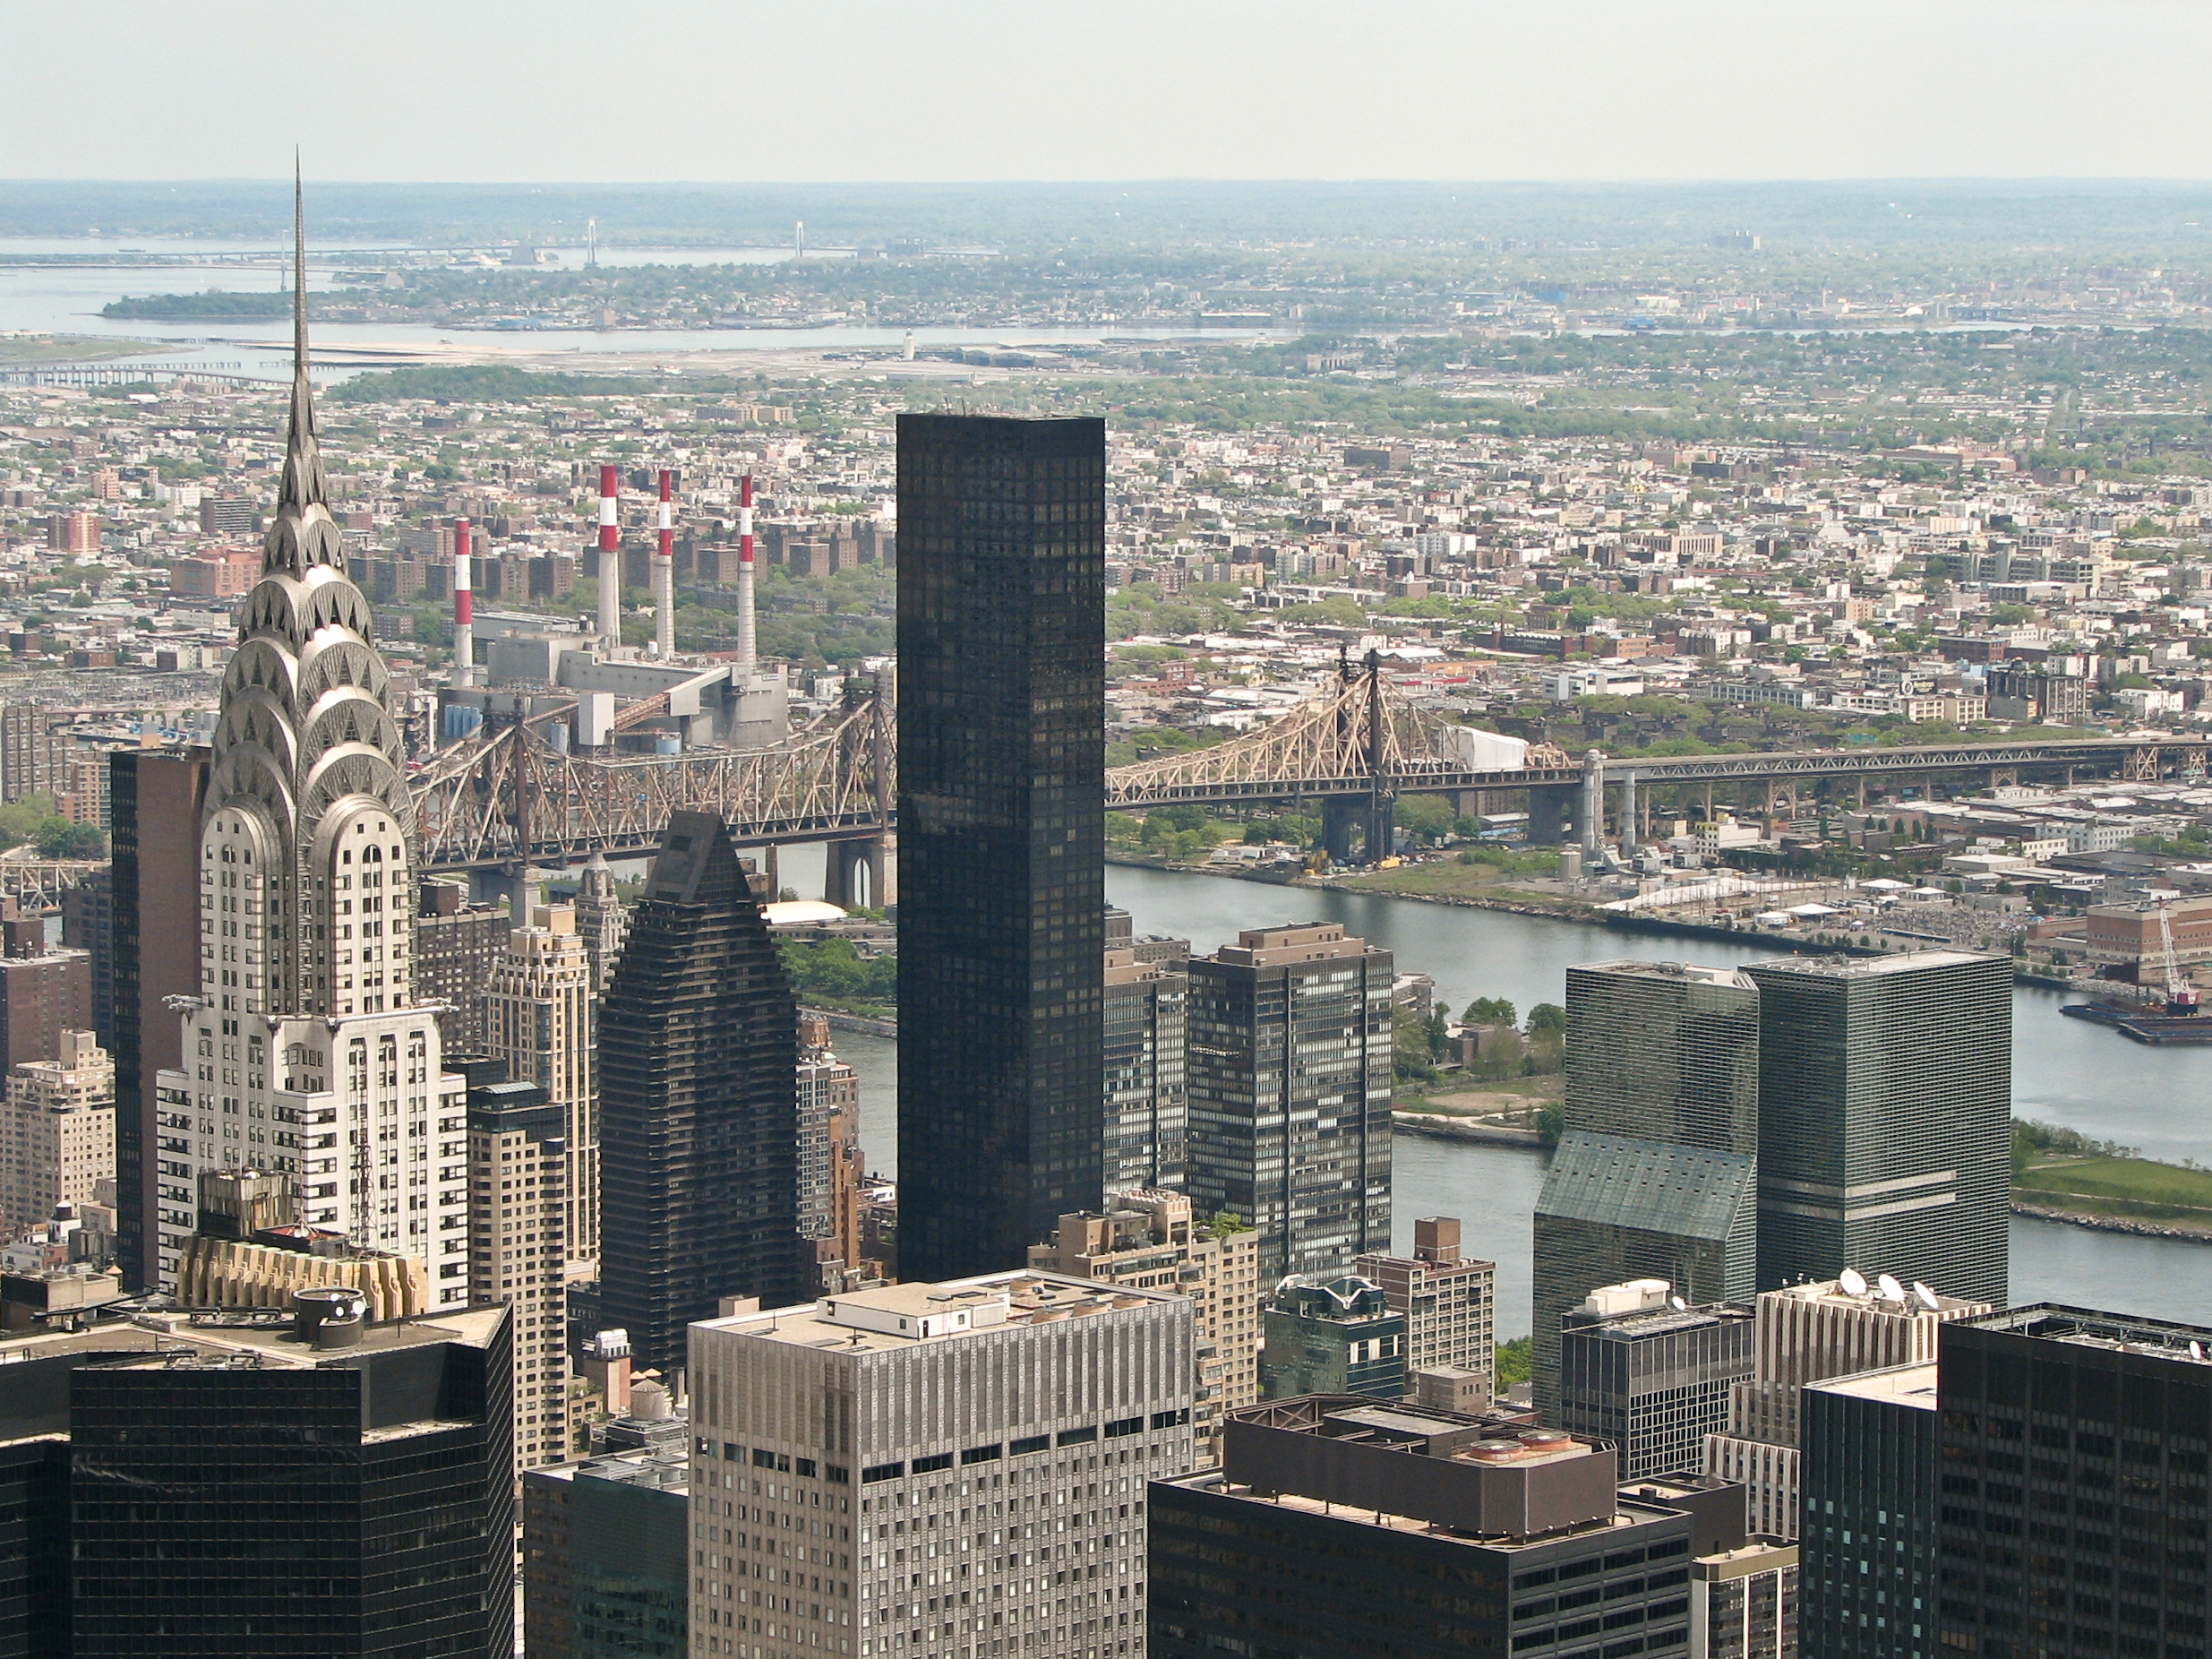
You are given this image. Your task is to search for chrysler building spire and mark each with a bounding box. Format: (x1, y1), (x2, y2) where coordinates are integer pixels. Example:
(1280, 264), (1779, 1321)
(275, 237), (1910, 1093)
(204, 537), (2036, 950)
(155, 173), (468, 1300)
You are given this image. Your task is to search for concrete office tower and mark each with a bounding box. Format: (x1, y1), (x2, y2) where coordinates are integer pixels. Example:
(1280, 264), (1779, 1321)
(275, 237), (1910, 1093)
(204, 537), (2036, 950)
(1799, 1362), (1938, 1659)
(483, 890), (597, 1264)
(1703, 1276), (1990, 1540)
(796, 1013), (864, 1290)
(1, 1029), (113, 1231)
(1556, 1281), (1755, 1481)
(1185, 923), (1393, 1282)
(1029, 1189), (1262, 1464)
(573, 851), (630, 994)
(0, 940), (93, 1079)
(1261, 1274), (1406, 1402)
(597, 811), (806, 1373)
(896, 415), (1107, 1279)
(1687, 1536), (1799, 1659)
(466, 1069), (571, 1479)
(1102, 935), (1187, 1196)
(412, 876), (509, 1053)
(1532, 960), (1760, 1415)
(1153, 1397), (1750, 1659)
(1358, 1215), (1497, 1406)
(688, 1270), (1196, 1659)
(150, 197), (469, 1302)
(1934, 1306), (2212, 1659)
(1744, 952), (2011, 1303)
(521, 1447), (689, 1659)
(107, 745), (208, 1289)
(3, 1302), (514, 1657)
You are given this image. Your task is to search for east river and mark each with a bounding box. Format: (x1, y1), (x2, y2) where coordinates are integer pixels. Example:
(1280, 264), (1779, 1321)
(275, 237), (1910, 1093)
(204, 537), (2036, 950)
(827, 863), (2212, 1338)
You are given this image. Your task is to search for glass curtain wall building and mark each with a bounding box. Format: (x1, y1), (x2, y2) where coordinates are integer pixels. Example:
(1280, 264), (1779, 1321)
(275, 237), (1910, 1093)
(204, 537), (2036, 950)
(1184, 924), (1393, 1283)
(1533, 961), (1760, 1413)
(895, 414), (1108, 1279)
(1744, 952), (2011, 1304)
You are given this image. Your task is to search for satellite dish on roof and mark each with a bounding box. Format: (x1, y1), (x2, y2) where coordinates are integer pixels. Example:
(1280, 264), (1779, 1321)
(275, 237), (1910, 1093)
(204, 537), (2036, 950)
(2191, 1342), (2205, 1362)
(1669, 1296), (1686, 1311)
(1876, 1274), (1908, 1303)
(1838, 1267), (1869, 1297)
(1911, 1282), (1941, 1311)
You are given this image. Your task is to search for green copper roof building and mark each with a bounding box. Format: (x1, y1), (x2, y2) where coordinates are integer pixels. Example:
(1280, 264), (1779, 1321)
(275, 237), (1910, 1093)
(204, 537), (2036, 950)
(1532, 960), (1761, 1413)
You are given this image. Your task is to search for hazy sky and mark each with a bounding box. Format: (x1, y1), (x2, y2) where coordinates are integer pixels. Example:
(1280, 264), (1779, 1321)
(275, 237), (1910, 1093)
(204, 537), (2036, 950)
(11, 0), (2211, 182)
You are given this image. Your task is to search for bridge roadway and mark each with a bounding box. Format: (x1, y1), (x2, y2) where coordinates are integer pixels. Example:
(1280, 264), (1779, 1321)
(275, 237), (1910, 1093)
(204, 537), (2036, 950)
(409, 732), (2198, 874)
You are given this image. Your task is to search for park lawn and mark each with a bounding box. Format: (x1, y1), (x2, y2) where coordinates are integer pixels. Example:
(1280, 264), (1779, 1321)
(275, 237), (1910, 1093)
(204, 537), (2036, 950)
(2015, 1155), (2212, 1228)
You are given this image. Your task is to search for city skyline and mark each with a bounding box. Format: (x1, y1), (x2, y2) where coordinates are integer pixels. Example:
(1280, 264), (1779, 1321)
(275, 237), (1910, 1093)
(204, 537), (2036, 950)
(6, 129), (2212, 1658)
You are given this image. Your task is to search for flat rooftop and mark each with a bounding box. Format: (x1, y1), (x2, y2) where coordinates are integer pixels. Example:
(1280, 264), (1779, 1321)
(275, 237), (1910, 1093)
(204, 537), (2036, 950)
(700, 1270), (1186, 1354)
(1583, 1304), (1755, 1341)
(1806, 1362), (1939, 1410)
(0, 1304), (505, 1371)
(1746, 950), (1993, 979)
(1972, 1304), (2212, 1364)
(1165, 1469), (1679, 1554)
(1573, 959), (1754, 989)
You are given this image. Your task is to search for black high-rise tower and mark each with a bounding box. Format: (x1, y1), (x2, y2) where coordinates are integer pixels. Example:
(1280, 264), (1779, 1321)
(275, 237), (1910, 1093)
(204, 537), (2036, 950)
(597, 810), (806, 1373)
(896, 413), (1107, 1279)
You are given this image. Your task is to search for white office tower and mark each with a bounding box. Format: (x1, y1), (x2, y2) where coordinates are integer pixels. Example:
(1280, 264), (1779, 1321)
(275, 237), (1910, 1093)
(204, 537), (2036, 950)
(152, 193), (469, 1302)
(1702, 1274), (1990, 1538)
(2, 1029), (114, 1231)
(688, 1271), (1198, 1659)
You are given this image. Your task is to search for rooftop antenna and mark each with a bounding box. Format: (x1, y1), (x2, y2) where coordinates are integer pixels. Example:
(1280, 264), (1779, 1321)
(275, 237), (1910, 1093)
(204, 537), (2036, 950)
(1838, 1266), (1868, 1297)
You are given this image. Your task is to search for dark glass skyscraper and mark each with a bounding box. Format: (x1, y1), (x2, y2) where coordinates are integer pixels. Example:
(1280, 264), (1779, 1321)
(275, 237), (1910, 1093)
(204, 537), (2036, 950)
(597, 810), (806, 1373)
(64, 1307), (514, 1658)
(1800, 1362), (1939, 1659)
(1934, 1306), (2212, 1659)
(1532, 960), (1760, 1412)
(103, 745), (207, 1292)
(895, 413), (1107, 1279)
(1745, 952), (2011, 1303)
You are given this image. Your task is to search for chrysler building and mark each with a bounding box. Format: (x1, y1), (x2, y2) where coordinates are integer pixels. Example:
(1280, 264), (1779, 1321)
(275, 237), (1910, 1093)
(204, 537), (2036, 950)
(154, 185), (468, 1300)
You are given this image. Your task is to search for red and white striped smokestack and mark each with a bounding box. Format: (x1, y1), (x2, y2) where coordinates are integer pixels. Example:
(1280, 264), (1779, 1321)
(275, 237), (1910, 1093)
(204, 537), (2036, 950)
(451, 516), (474, 691)
(653, 468), (675, 661)
(735, 472), (757, 673)
(596, 463), (621, 649)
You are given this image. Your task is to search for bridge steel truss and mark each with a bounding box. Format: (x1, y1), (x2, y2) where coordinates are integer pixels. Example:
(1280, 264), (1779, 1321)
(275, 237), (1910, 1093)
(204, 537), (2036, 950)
(401, 653), (2202, 872)
(413, 683), (895, 872)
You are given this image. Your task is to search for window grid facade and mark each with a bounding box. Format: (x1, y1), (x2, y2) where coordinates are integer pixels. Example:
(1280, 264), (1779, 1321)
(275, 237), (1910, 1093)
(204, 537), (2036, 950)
(896, 415), (1108, 1280)
(1184, 925), (1393, 1284)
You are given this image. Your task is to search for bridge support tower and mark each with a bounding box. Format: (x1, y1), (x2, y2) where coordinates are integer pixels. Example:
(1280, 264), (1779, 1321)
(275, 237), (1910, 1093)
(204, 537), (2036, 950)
(826, 833), (896, 912)
(1322, 798), (1363, 864)
(1526, 784), (1573, 847)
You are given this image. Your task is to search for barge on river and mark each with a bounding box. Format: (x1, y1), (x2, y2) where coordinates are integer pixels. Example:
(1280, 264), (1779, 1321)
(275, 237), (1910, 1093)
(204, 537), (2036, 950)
(2061, 999), (2212, 1044)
